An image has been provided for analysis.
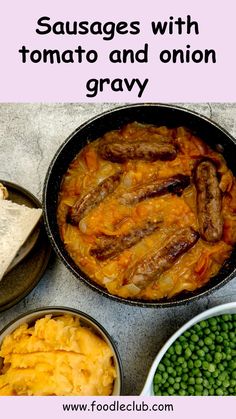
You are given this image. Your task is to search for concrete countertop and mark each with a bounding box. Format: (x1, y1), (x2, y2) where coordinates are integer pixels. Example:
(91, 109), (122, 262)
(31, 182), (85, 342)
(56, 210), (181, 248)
(0, 103), (236, 395)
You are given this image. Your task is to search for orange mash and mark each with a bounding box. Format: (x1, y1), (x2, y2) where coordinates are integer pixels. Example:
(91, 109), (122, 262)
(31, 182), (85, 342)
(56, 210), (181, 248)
(57, 123), (236, 300)
(0, 315), (116, 395)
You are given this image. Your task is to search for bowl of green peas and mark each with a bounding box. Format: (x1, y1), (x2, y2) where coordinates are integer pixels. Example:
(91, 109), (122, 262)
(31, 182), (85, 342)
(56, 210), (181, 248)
(141, 302), (236, 396)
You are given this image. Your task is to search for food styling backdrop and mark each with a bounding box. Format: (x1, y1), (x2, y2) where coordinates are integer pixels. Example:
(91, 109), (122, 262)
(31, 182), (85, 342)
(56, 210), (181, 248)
(0, 103), (236, 395)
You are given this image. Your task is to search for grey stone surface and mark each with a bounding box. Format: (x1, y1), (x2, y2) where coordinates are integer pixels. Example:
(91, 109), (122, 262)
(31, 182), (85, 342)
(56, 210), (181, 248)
(0, 103), (236, 395)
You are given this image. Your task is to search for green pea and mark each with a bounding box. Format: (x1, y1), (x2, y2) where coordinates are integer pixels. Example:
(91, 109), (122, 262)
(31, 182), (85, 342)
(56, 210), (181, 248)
(197, 349), (205, 358)
(191, 334), (199, 343)
(154, 373), (163, 384)
(199, 320), (208, 328)
(175, 344), (182, 355)
(198, 339), (205, 347)
(188, 377), (195, 385)
(163, 358), (171, 367)
(189, 343), (195, 351)
(188, 360), (194, 369)
(185, 348), (192, 358)
(232, 371), (236, 379)
(204, 337), (213, 346)
(163, 372), (168, 380)
(212, 370), (219, 378)
(195, 377), (203, 384)
(208, 364), (216, 373)
(195, 384), (203, 392)
(203, 379), (210, 389)
(202, 361), (209, 370)
(209, 317), (217, 326)
(214, 352), (222, 363)
(168, 377), (175, 385)
(216, 388), (224, 396)
(188, 386), (195, 395)
(176, 366), (182, 375)
(205, 353), (213, 362)
(168, 346), (174, 355)
(179, 389), (186, 396)
(194, 359), (202, 368)
(168, 387), (175, 395)
(222, 380), (230, 388)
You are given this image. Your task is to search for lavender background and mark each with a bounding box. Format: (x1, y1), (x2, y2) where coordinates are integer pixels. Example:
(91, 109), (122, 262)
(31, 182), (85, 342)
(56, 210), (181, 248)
(1, 0), (236, 101)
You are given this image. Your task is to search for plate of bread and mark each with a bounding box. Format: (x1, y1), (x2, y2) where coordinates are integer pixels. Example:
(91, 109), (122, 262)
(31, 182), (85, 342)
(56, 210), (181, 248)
(0, 181), (51, 311)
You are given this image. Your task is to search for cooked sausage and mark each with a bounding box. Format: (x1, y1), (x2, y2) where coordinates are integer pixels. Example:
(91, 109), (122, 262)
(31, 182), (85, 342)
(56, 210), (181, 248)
(124, 227), (199, 289)
(98, 139), (177, 163)
(194, 160), (223, 242)
(67, 171), (122, 225)
(119, 174), (190, 205)
(90, 219), (161, 261)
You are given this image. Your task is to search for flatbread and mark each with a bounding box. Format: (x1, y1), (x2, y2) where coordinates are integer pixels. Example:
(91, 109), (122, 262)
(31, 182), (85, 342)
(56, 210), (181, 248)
(0, 200), (42, 280)
(0, 183), (8, 200)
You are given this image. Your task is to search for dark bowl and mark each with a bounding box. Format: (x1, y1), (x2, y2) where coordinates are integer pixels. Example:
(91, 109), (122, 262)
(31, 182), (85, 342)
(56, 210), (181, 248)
(43, 104), (236, 307)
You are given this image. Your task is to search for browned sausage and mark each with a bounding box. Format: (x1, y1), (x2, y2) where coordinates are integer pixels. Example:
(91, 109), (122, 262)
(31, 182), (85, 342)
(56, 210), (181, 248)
(98, 139), (177, 163)
(124, 227), (199, 289)
(90, 220), (161, 261)
(67, 171), (122, 225)
(119, 174), (190, 205)
(194, 160), (223, 242)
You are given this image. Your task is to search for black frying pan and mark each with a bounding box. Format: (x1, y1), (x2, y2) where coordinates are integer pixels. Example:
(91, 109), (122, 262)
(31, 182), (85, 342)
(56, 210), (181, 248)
(43, 104), (236, 307)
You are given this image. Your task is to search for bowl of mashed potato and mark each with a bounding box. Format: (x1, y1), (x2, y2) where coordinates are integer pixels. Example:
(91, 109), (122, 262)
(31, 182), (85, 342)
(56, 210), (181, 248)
(0, 307), (122, 396)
